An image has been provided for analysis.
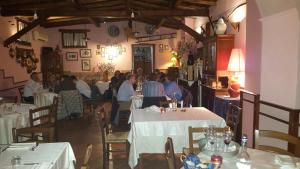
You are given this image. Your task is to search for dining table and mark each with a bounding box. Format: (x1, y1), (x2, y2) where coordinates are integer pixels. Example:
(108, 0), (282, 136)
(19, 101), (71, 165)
(0, 103), (36, 144)
(34, 91), (58, 107)
(0, 142), (76, 169)
(192, 148), (300, 169)
(127, 107), (226, 168)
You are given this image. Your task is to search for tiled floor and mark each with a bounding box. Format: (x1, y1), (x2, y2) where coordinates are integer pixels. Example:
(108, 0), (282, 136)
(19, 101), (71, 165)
(56, 111), (180, 169)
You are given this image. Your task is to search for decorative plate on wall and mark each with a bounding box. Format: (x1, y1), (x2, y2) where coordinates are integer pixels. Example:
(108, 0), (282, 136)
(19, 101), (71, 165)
(108, 25), (120, 37)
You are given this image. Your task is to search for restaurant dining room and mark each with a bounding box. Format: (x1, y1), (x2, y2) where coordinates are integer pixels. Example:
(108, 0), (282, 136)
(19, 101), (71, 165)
(0, 0), (300, 169)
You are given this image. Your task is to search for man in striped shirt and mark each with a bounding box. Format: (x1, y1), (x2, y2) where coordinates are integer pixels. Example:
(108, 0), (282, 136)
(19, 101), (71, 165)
(142, 73), (165, 97)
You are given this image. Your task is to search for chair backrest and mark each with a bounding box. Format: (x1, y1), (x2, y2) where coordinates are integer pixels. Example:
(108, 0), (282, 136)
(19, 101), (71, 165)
(165, 137), (176, 169)
(18, 87), (25, 102)
(60, 90), (83, 116)
(0, 96), (18, 103)
(12, 126), (55, 143)
(226, 103), (242, 142)
(188, 126), (228, 154)
(142, 96), (167, 108)
(179, 85), (193, 107)
(254, 129), (300, 157)
(29, 105), (52, 127)
(81, 144), (93, 169)
(50, 96), (59, 123)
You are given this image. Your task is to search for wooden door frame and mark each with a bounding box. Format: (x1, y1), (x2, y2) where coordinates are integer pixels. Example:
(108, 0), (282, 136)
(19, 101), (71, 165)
(132, 43), (155, 72)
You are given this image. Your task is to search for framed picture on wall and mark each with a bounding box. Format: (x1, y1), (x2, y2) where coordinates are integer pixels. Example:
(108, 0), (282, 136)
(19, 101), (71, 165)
(159, 44), (163, 53)
(164, 45), (169, 51)
(97, 45), (101, 49)
(81, 59), (91, 71)
(96, 50), (101, 55)
(80, 49), (92, 58)
(66, 52), (78, 61)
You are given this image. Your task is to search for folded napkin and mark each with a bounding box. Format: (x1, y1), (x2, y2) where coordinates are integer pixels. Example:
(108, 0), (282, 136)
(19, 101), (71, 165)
(145, 105), (161, 112)
(274, 155), (297, 168)
(8, 142), (36, 151)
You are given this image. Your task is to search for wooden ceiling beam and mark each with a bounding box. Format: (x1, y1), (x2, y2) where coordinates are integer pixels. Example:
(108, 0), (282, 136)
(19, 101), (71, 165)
(1, 9), (209, 17)
(135, 18), (179, 30)
(131, 1), (169, 9)
(3, 16), (48, 47)
(42, 19), (90, 28)
(166, 17), (205, 42)
(182, 0), (217, 6)
(87, 17), (101, 27)
(2, 1), (69, 10)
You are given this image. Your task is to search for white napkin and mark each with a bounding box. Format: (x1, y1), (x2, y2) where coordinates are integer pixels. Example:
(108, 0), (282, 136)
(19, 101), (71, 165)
(274, 155), (297, 168)
(146, 105), (161, 112)
(8, 142), (36, 151)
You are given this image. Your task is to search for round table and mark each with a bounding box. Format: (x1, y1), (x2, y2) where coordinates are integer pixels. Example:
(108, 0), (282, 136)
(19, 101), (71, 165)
(0, 103), (36, 144)
(34, 91), (58, 107)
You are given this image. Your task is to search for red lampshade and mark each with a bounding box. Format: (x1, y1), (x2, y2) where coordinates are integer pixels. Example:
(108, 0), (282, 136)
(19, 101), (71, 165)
(227, 48), (245, 72)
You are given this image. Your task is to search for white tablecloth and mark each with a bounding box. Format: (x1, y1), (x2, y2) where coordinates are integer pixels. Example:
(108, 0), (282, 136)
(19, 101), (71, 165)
(95, 81), (110, 94)
(0, 142), (76, 169)
(195, 148), (300, 169)
(34, 92), (58, 107)
(127, 107), (226, 168)
(0, 103), (36, 144)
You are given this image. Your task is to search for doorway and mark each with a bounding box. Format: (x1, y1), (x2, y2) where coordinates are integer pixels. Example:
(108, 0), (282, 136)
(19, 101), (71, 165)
(132, 44), (155, 74)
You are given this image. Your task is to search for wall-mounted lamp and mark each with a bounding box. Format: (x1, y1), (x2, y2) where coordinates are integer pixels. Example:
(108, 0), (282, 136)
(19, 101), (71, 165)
(227, 48), (245, 97)
(227, 3), (246, 31)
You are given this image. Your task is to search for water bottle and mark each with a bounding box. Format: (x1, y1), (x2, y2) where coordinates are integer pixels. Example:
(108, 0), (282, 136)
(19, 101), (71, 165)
(236, 134), (251, 169)
(172, 92), (177, 111)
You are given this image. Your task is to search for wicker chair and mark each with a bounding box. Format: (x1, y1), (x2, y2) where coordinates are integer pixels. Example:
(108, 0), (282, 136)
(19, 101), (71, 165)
(12, 126), (55, 143)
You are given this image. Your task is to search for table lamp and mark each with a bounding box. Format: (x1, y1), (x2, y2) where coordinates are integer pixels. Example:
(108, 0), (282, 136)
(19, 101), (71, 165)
(227, 48), (245, 97)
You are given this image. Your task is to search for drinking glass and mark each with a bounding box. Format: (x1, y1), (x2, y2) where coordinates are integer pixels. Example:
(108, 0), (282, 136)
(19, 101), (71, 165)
(205, 125), (216, 151)
(223, 130), (232, 152)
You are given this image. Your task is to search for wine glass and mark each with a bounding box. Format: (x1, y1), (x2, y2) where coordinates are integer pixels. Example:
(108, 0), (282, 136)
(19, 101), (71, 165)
(223, 130), (232, 152)
(205, 126), (216, 151)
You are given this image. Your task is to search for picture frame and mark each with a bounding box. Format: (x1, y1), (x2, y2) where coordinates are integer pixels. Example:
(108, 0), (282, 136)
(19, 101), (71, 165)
(164, 45), (169, 51)
(97, 45), (101, 49)
(80, 49), (92, 58)
(81, 59), (91, 71)
(96, 50), (101, 55)
(66, 52), (78, 61)
(159, 44), (163, 52)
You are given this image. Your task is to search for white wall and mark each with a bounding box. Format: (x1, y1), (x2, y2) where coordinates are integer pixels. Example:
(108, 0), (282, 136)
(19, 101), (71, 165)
(260, 8), (299, 109)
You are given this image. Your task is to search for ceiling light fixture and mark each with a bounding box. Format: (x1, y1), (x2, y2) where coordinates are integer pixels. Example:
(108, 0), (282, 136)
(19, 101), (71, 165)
(131, 11), (135, 18)
(33, 10), (38, 20)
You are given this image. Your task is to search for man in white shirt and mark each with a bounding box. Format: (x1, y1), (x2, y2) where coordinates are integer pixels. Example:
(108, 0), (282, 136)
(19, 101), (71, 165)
(23, 72), (43, 103)
(70, 76), (91, 99)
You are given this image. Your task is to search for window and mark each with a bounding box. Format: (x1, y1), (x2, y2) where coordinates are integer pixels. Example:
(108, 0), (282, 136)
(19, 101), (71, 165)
(16, 19), (31, 46)
(60, 29), (89, 48)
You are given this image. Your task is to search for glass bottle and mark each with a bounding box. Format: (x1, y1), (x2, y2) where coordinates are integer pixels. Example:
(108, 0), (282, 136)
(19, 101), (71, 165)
(236, 134), (251, 169)
(172, 92), (177, 111)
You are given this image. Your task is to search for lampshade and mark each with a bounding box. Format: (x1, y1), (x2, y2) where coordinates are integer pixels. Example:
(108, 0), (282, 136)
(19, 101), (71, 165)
(227, 48), (245, 72)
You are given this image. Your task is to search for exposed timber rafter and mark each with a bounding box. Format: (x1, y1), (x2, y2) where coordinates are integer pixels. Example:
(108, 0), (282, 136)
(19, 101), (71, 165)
(3, 16), (49, 47)
(166, 17), (205, 42)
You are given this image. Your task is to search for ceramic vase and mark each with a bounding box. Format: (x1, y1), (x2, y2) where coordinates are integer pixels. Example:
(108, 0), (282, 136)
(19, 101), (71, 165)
(214, 18), (227, 35)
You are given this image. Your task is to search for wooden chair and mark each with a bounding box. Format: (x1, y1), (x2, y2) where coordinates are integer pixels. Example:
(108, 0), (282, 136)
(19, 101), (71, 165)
(226, 103), (242, 142)
(29, 105), (53, 127)
(0, 96), (18, 103)
(50, 96), (59, 124)
(184, 126), (229, 154)
(165, 137), (176, 169)
(18, 86), (25, 103)
(80, 144), (93, 169)
(96, 111), (129, 169)
(12, 126), (55, 143)
(254, 129), (300, 157)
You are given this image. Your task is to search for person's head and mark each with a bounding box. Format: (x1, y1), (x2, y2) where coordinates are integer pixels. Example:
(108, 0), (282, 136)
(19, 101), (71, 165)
(127, 74), (136, 84)
(159, 72), (166, 83)
(30, 72), (39, 82)
(61, 75), (69, 81)
(136, 67), (143, 76)
(154, 69), (160, 75)
(147, 73), (157, 81)
(114, 70), (121, 77)
(70, 75), (77, 82)
(167, 72), (177, 82)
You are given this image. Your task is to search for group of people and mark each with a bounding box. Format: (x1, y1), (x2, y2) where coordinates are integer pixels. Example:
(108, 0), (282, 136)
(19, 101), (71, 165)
(23, 72), (101, 104)
(110, 68), (182, 103)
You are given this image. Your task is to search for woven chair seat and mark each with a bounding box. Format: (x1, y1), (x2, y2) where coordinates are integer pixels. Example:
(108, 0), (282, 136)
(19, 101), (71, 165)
(106, 131), (128, 143)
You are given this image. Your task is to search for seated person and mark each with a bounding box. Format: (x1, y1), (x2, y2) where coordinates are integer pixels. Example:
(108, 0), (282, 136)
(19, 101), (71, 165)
(136, 67), (145, 83)
(54, 75), (76, 93)
(23, 72), (43, 103)
(163, 73), (182, 101)
(142, 73), (165, 97)
(101, 70), (109, 82)
(117, 74), (136, 102)
(114, 74), (136, 125)
(70, 75), (91, 99)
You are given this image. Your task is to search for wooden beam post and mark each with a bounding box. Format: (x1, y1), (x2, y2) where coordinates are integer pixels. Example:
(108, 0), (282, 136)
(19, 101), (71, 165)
(166, 17), (205, 42)
(3, 16), (48, 47)
(87, 17), (101, 27)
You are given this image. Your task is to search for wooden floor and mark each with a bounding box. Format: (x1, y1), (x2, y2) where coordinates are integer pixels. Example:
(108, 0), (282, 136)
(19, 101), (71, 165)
(56, 113), (176, 169)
